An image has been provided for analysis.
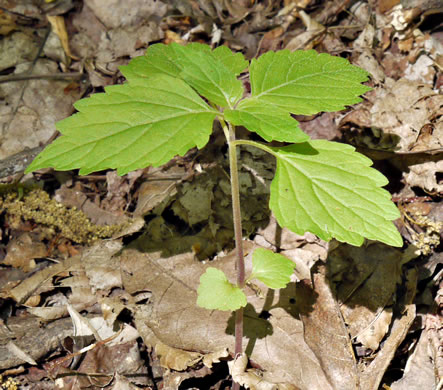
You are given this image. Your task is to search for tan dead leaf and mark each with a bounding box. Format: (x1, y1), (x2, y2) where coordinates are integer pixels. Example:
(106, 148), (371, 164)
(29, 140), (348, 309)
(378, 0), (401, 13)
(6, 341), (38, 365)
(328, 242), (413, 350)
(285, 10), (325, 51)
(341, 79), (442, 154)
(27, 306), (68, 321)
(353, 25), (385, 84)
(55, 185), (128, 227)
(23, 295), (40, 307)
(120, 243), (338, 388)
(405, 160), (443, 193)
(82, 240), (123, 293)
(0, 59), (85, 160)
(297, 265), (359, 389)
(202, 348), (229, 368)
(60, 273), (96, 309)
(111, 373), (140, 390)
(356, 308), (393, 351)
(3, 233), (46, 272)
(100, 296), (127, 326)
(28, 266), (97, 321)
(0, 10), (16, 35)
(360, 268), (417, 390)
(46, 15), (78, 62)
(9, 255), (81, 304)
(86, 0), (169, 29)
(229, 354), (300, 390)
(134, 166), (186, 217)
(389, 327), (436, 389)
(0, 316), (73, 370)
(155, 341), (202, 371)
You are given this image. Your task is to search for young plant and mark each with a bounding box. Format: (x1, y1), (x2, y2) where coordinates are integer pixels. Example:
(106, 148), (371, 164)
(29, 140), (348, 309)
(26, 43), (402, 385)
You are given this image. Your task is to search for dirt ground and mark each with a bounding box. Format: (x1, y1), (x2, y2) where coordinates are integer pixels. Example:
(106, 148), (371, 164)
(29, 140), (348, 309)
(0, 1), (442, 389)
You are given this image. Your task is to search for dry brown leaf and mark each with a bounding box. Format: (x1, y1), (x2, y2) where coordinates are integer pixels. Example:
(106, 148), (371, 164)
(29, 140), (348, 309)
(55, 186), (128, 226)
(404, 160), (443, 193)
(155, 341), (202, 371)
(46, 15), (78, 62)
(202, 348), (230, 368)
(85, 0), (169, 29)
(3, 233), (46, 272)
(6, 341), (38, 365)
(0, 316), (73, 370)
(0, 10), (16, 35)
(134, 167), (183, 216)
(342, 79), (442, 153)
(389, 327), (437, 389)
(9, 255), (81, 304)
(121, 243), (337, 388)
(356, 308), (393, 351)
(360, 268), (417, 390)
(328, 242), (413, 350)
(297, 264), (359, 389)
(229, 354), (299, 390)
(82, 240), (123, 292)
(0, 58), (85, 160)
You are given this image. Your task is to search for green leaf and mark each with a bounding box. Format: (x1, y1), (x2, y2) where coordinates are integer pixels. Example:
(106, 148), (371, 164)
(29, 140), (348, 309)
(120, 43), (244, 108)
(250, 248), (295, 289)
(212, 45), (248, 75)
(25, 75), (218, 175)
(224, 98), (309, 143)
(197, 267), (247, 311)
(269, 140), (403, 247)
(249, 50), (371, 115)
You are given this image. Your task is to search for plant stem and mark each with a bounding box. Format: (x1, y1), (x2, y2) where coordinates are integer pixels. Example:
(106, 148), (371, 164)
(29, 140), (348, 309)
(227, 122), (245, 390)
(231, 139), (278, 157)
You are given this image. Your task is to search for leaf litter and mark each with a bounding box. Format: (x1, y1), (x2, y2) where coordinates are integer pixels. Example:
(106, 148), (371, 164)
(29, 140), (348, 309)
(0, 0), (442, 389)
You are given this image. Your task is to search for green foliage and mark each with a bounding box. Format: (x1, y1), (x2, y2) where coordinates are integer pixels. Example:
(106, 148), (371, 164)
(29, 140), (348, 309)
(249, 248), (295, 289)
(26, 42), (403, 313)
(27, 75), (218, 175)
(197, 267), (246, 311)
(248, 49), (371, 115)
(269, 140), (403, 247)
(224, 99), (309, 142)
(120, 43), (246, 108)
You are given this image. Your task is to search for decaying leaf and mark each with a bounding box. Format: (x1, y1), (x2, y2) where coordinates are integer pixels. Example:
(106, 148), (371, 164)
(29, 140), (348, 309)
(3, 233), (46, 272)
(229, 354), (299, 390)
(120, 243), (344, 388)
(296, 264), (359, 390)
(328, 242), (416, 351)
(155, 342), (202, 371)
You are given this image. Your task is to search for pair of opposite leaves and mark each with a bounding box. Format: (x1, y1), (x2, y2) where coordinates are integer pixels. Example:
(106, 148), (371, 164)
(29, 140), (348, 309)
(26, 42), (402, 249)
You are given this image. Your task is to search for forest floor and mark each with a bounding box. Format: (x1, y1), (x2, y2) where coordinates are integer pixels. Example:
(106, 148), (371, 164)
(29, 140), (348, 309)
(0, 1), (442, 389)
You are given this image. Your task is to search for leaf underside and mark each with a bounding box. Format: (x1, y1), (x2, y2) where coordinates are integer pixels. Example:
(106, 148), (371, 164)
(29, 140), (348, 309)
(25, 75), (218, 175)
(197, 267), (247, 311)
(251, 248), (295, 289)
(269, 140), (403, 247)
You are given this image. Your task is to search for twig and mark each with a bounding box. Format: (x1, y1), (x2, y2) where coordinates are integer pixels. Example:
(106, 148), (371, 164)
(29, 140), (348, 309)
(0, 72), (84, 84)
(0, 146), (45, 179)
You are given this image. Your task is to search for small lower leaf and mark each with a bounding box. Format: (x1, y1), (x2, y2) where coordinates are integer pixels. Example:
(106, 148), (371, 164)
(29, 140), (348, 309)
(250, 248), (295, 289)
(197, 267), (246, 311)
